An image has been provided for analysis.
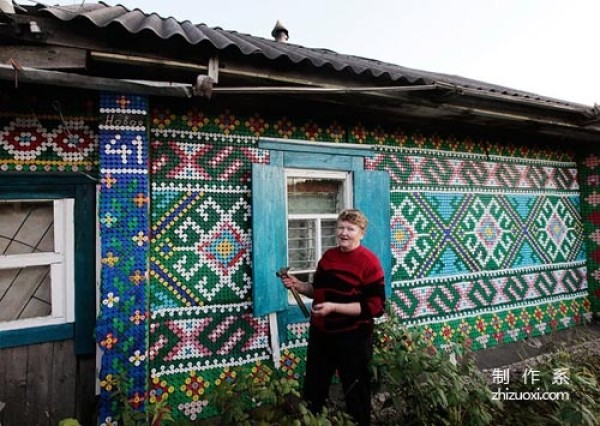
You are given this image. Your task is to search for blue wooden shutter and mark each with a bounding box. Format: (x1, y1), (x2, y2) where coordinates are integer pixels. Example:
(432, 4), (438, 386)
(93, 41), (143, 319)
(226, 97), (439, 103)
(354, 169), (392, 297)
(252, 158), (289, 316)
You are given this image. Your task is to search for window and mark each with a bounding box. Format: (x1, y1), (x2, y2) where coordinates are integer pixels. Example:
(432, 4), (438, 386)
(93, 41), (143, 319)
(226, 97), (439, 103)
(0, 176), (95, 352)
(286, 170), (351, 287)
(252, 139), (391, 323)
(0, 199), (74, 331)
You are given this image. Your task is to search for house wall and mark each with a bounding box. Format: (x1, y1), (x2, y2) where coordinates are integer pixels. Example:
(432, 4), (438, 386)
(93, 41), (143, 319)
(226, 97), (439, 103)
(147, 105), (269, 421)
(0, 86), (98, 426)
(373, 143), (587, 347)
(141, 98), (592, 422)
(1, 87), (596, 424)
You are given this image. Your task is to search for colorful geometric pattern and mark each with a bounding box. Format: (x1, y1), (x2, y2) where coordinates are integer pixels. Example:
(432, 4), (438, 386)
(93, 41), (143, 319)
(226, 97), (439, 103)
(392, 264), (587, 320)
(147, 305), (269, 421)
(150, 194), (251, 304)
(414, 297), (591, 351)
(149, 304), (270, 364)
(147, 105), (574, 163)
(144, 106), (591, 420)
(150, 134), (259, 307)
(0, 91), (98, 172)
(96, 94), (149, 426)
(149, 119), (272, 421)
(375, 148), (588, 335)
(367, 150), (579, 192)
(390, 192), (584, 278)
(580, 153), (600, 313)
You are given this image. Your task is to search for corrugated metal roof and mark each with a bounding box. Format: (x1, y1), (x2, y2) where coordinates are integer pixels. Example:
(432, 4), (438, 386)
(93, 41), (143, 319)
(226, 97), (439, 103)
(29, 2), (586, 109)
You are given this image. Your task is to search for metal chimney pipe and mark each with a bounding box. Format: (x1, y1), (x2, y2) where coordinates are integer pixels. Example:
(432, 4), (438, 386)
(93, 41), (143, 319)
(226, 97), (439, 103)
(0, 0), (15, 13)
(271, 20), (289, 42)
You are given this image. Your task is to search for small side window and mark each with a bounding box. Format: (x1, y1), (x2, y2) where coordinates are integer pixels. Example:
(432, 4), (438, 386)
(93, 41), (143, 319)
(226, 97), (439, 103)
(0, 177), (95, 352)
(0, 199), (75, 331)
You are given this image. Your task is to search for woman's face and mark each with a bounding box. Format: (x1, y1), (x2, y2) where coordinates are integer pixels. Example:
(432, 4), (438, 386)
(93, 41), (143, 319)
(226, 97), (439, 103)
(336, 220), (364, 252)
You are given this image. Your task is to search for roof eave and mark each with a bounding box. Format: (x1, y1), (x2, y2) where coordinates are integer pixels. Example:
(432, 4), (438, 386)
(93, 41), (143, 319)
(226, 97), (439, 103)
(1, 64), (598, 144)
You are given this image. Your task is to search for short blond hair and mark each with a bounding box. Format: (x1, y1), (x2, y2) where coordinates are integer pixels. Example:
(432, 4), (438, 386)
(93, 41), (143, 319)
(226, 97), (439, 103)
(337, 209), (368, 231)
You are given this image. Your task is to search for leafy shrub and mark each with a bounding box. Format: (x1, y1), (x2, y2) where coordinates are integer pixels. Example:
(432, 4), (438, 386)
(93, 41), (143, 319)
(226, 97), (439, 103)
(108, 374), (174, 426)
(210, 362), (354, 425)
(370, 309), (600, 426)
(371, 312), (501, 425)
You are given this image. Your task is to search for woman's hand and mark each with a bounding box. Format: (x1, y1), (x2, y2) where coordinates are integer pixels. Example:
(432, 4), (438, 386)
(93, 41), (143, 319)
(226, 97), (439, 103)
(280, 274), (313, 297)
(313, 302), (362, 317)
(311, 302), (337, 317)
(281, 274), (302, 290)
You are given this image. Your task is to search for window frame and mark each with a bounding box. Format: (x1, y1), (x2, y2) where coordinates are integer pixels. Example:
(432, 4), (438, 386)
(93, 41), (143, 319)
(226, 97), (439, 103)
(285, 168), (352, 279)
(0, 174), (96, 353)
(252, 138), (391, 330)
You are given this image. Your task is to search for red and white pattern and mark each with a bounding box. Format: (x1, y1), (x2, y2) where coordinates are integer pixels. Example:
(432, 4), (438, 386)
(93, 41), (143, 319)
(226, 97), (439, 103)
(49, 120), (97, 161)
(1, 118), (49, 160)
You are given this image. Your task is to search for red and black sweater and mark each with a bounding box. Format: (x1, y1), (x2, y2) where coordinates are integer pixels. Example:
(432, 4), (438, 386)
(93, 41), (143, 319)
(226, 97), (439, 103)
(311, 245), (385, 334)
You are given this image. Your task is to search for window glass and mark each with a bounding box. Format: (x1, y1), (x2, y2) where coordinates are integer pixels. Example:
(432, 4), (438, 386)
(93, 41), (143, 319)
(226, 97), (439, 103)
(321, 219), (338, 251)
(0, 201), (54, 255)
(288, 219), (316, 271)
(0, 266), (51, 322)
(286, 173), (348, 286)
(287, 177), (344, 214)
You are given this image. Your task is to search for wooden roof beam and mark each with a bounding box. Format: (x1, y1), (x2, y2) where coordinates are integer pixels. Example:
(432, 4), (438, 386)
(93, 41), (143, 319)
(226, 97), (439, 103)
(0, 45), (86, 69)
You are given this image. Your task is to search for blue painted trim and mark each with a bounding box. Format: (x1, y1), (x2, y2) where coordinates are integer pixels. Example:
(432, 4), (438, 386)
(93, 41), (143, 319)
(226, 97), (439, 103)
(0, 323), (73, 349)
(0, 191), (75, 199)
(354, 169), (392, 297)
(270, 150), (284, 167)
(259, 138), (376, 158)
(252, 160), (289, 317)
(0, 174), (95, 185)
(74, 183), (97, 355)
(283, 152), (362, 171)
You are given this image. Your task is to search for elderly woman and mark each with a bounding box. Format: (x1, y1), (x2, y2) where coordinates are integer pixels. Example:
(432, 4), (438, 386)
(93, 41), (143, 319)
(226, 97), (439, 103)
(281, 209), (385, 426)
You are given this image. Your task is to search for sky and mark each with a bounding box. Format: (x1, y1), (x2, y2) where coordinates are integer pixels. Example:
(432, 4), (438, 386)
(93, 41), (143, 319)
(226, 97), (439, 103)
(34, 0), (600, 106)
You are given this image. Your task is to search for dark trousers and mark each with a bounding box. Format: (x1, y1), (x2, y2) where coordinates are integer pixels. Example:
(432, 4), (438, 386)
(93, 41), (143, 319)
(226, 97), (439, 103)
(303, 328), (373, 426)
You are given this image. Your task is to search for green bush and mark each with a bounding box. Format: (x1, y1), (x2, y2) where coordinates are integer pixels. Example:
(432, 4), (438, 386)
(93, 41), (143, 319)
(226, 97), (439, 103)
(109, 374), (174, 426)
(164, 310), (600, 425)
(370, 309), (600, 426)
(210, 362), (354, 425)
(371, 312), (501, 426)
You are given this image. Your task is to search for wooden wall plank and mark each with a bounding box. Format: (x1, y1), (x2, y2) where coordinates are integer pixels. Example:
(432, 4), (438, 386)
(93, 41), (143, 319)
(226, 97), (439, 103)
(50, 340), (76, 423)
(2, 345), (28, 426)
(0, 340), (96, 426)
(75, 355), (98, 426)
(24, 342), (53, 426)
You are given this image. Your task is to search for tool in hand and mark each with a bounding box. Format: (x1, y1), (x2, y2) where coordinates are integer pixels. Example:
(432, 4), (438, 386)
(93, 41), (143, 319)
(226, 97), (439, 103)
(276, 266), (310, 318)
